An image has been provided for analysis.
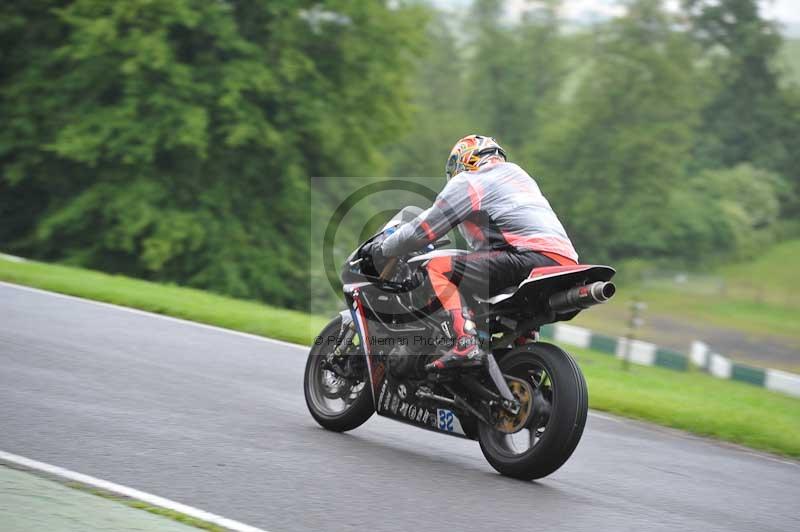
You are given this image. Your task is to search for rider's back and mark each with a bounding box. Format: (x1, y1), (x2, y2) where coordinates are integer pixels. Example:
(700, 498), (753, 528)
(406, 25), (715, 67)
(457, 162), (578, 262)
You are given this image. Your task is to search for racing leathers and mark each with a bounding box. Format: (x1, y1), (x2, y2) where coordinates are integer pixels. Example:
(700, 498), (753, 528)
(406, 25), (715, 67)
(379, 161), (578, 370)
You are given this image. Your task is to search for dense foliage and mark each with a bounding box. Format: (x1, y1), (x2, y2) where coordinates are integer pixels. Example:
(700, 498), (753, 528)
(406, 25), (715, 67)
(1, 0), (798, 309)
(392, 0), (799, 264)
(1, 0), (423, 307)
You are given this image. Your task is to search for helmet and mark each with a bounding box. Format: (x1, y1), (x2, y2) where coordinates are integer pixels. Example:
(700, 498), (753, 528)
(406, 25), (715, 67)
(445, 134), (507, 180)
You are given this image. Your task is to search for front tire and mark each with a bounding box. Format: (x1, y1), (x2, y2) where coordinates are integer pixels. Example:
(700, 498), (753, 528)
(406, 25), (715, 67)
(478, 342), (588, 480)
(304, 316), (374, 432)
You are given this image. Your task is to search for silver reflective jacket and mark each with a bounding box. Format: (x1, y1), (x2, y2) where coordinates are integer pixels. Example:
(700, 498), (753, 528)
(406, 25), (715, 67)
(381, 162), (578, 262)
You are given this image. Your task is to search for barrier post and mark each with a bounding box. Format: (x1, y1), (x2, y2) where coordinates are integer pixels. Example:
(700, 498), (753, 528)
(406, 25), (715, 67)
(622, 298), (646, 371)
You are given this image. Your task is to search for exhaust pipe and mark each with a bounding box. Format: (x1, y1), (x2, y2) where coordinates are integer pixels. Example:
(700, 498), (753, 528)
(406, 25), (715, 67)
(549, 281), (616, 313)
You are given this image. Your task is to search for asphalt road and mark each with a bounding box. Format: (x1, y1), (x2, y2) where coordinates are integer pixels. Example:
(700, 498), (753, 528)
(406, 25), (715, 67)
(1, 282), (798, 532)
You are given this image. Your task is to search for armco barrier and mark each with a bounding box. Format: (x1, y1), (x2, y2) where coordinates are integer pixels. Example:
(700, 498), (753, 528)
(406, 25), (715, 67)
(765, 369), (800, 397)
(615, 338), (656, 366)
(589, 332), (617, 354)
(690, 341), (709, 369)
(731, 363), (766, 387)
(537, 322), (800, 399)
(655, 348), (689, 371)
(709, 353), (732, 379)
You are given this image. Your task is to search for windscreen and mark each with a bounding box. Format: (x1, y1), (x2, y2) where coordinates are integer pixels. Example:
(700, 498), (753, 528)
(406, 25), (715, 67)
(383, 205), (423, 230)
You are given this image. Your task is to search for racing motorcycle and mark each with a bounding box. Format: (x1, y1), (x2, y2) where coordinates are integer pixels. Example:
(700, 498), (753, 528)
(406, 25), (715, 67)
(304, 207), (615, 480)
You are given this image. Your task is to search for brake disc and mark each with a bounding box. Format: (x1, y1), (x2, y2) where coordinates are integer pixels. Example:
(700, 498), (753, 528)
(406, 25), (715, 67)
(321, 370), (349, 400)
(494, 376), (534, 434)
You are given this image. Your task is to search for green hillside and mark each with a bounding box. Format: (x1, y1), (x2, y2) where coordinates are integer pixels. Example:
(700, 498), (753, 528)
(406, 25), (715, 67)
(721, 239), (800, 298)
(573, 240), (800, 370)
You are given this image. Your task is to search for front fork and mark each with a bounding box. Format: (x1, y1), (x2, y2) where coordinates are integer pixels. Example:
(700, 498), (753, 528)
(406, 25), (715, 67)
(342, 288), (383, 406)
(332, 310), (357, 358)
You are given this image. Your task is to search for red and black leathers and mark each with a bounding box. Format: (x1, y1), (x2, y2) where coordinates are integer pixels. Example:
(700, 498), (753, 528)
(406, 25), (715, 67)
(379, 162), (578, 369)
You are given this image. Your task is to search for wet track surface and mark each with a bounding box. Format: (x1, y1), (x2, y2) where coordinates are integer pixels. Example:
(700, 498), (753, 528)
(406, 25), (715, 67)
(1, 282), (798, 532)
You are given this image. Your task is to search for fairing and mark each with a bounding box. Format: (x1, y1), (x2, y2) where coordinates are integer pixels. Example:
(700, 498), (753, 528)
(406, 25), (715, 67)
(407, 248), (470, 264)
(484, 265), (615, 309)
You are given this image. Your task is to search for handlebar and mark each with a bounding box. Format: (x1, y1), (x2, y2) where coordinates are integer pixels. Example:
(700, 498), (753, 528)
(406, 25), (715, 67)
(353, 233), (449, 281)
(379, 256), (399, 281)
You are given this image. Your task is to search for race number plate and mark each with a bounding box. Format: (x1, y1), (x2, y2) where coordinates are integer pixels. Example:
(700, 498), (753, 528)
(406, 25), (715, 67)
(436, 408), (465, 436)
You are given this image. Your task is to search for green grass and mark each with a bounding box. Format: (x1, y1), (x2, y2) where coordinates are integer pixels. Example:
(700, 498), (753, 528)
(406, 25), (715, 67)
(0, 254), (328, 345)
(575, 239), (800, 347)
(576, 348), (800, 457)
(613, 285), (799, 339)
(1, 255), (798, 458)
(720, 238), (800, 296)
(64, 482), (224, 531)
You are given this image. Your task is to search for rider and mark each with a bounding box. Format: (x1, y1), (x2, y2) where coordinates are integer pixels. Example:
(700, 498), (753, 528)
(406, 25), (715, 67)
(367, 134), (578, 371)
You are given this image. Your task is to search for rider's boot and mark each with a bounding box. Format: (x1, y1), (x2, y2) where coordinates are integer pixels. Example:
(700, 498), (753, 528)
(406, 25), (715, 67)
(425, 309), (485, 372)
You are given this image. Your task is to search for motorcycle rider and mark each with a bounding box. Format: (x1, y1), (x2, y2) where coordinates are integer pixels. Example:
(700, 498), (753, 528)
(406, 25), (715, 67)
(365, 134), (578, 371)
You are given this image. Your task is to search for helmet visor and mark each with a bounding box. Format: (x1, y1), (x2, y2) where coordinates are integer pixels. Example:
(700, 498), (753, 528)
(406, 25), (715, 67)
(445, 153), (459, 180)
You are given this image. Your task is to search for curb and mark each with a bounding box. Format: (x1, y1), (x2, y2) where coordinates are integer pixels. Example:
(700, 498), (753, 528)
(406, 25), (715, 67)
(540, 323), (800, 399)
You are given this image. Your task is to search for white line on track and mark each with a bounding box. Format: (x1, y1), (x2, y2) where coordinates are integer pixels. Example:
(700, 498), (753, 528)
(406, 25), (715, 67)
(0, 450), (269, 532)
(586, 411), (623, 423)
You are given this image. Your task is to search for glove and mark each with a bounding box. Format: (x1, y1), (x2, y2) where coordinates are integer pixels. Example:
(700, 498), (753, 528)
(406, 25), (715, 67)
(361, 240), (388, 276)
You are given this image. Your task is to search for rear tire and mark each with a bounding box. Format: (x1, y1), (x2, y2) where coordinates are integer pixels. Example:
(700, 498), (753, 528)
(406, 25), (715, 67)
(304, 316), (375, 432)
(478, 342), (588, 480)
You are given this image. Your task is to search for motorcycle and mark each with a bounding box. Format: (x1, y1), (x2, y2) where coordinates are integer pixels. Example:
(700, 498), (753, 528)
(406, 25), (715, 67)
(304, 207), (616, 479)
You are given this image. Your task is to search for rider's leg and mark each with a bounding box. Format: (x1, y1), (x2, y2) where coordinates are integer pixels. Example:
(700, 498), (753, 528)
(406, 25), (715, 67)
(424, 250), (567, 371)
(424, 255), (483, 371)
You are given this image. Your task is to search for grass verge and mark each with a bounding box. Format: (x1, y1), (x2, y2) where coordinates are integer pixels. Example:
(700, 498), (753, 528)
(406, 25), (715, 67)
(0, 255), (328, 345)
(2, 255), (798, 458)
(575, 348), (800, 457)
(578, 240), (800, 343)
(63, 482), (224, 531)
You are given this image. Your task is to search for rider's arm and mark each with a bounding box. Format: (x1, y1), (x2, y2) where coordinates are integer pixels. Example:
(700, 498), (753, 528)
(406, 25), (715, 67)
(380, 174), (483, 257)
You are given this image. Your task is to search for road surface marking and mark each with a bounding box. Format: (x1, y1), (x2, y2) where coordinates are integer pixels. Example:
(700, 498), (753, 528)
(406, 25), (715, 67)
(0, 450), (270, 532)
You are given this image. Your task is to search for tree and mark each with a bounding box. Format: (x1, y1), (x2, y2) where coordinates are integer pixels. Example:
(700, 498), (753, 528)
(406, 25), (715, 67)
(0, 0), (425, 308)
(684, 0), (800, 212)
(465, 0), (569, 156)
(668, 164), (784, 261)
(533, 0), (706, 262)
(386, 10), (467, 178)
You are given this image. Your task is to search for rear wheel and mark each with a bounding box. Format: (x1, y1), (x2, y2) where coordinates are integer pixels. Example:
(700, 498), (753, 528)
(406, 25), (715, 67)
(304, 316), (374, 432)
(478, 342), (588, 480)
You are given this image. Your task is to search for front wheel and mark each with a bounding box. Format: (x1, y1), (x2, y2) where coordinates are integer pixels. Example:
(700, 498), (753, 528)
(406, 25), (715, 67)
(304, 316), (374, 432)
(478, 342), (588, 480)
